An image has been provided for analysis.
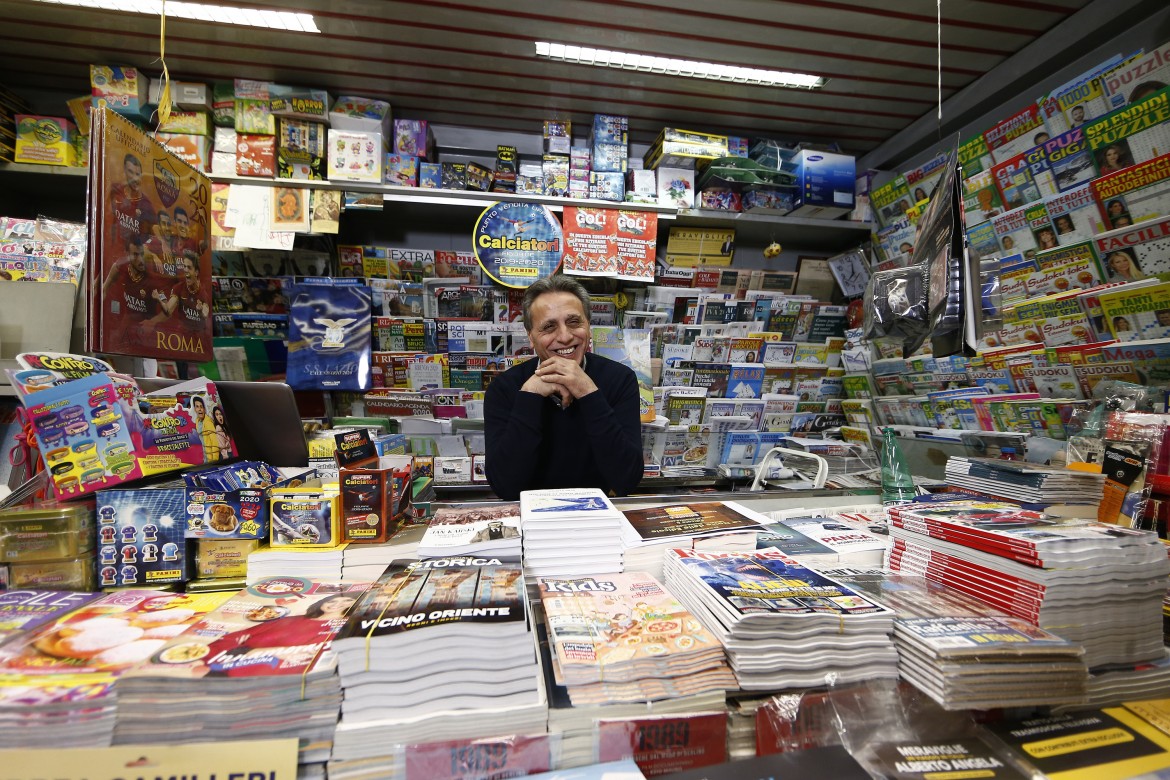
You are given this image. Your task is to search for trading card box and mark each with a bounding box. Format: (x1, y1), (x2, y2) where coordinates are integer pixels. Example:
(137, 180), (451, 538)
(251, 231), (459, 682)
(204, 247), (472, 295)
(268, 85), (331, 122)
(183, 464), (315, 540)
(96, 482), (190, 587)
(338, 454), (412, 544)
(234, 98), (275, 135)
(90, 65), (148, 116)
(330, 95), (392, 136)
(269, 485), (340, 548)
(156, 110), (211, 136)
(276, 118), (326, 180)
(157, 133), (211, 172)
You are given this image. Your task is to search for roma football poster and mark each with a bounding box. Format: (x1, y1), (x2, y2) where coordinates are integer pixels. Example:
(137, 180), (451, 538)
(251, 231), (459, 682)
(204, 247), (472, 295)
(89, 105), (213, 362)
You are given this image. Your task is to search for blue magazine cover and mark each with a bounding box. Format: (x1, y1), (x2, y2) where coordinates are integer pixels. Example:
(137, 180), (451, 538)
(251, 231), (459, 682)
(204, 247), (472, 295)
(287, 282), (372, 390)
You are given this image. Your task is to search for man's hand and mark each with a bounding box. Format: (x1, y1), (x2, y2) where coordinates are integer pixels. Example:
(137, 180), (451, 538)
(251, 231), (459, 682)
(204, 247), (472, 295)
(520, 372), (571, 407)
(534, 356), (597, 403)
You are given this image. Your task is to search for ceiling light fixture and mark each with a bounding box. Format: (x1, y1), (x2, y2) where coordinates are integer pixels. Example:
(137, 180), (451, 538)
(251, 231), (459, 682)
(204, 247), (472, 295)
(30, 0), (320, 32)
(534, 41), (825, 90)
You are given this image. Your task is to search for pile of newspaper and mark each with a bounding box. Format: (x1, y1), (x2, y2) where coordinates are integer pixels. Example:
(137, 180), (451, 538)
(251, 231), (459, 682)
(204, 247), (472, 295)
(520, 488), (625, 578)
(619, 501), (766, 581)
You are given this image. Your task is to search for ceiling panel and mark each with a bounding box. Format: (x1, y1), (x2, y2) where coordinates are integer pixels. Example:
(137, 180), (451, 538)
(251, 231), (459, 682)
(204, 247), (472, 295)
(0, 0), (1109, 156)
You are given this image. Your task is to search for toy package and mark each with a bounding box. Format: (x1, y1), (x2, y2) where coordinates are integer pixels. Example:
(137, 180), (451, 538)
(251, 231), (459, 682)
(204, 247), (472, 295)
(393, 118), (436, 160)
(14, 116), (76, 166)
(269, 485), (339, 548)
(96, 483), (189, 586)
(420, 161), (442, 188)
(276, 118), (325, 180)
(268, 85), (330, 122)
(90, 65), (148, 116)
(339, 454), (412, 543)
(328, 129), (383, 182)
(236, 134), (276, 177)
(184, 461), (313, 540)
(287, 282), (372, 391)
(330, 95), (392, 136)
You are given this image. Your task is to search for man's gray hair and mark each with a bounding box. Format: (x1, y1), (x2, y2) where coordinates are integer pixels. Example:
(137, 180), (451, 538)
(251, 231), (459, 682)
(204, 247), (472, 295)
(521, 275), (592, 331)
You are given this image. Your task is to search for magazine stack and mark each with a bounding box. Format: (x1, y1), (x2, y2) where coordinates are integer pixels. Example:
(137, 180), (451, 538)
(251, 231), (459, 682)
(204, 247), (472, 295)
(340, 525), (423, 583)
(886, 499), (1170, 668)
(0, 589), (230, 749)
(619, 502), (768, 580)
(537, 572), (735, 707)
(662, 548), (898, 690)
(112, 581), (370, 772)
(417, 502), (523, 559)
(246, 546), (347, 585)
(757, 516), (889, 567)
(328, 557), (547, 779)
(520, 489), (625, 578)
(943, 457), (1106, 510)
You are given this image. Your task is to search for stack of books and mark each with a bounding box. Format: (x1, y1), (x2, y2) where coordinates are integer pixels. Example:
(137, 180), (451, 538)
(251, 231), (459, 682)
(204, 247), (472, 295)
(112, 581), (370, 771)
(887, 499), (1170, 668)
(619, 501), (767, 580)
(328, 557), (547, 777)
(943, 456), (1105, 512)
(537, 572), (735, 707)
(247, 545), (347, 584)
(340, 525), (423, 583)
(417, 502), (522, 559)
(0, 589), (230, 749)
(520, 489), (625, 578)
(662, 548), (898, 690)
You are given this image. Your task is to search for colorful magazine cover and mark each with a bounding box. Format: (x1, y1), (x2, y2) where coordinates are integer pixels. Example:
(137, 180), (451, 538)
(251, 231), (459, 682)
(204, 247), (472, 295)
(92, 106), (213, 361)
(119, 579), (369, 679)
(621, 502), (764, 543)
(0, 590), (101, 646)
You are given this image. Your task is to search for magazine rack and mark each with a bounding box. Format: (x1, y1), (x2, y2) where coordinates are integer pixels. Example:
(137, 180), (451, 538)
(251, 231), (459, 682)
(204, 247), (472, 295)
(750, 447), (828, 491)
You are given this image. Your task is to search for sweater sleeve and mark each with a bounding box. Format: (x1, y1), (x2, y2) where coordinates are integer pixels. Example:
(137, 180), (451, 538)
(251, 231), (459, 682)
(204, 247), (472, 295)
(483, 376), (546, 501)
(576, 363), (644, 496)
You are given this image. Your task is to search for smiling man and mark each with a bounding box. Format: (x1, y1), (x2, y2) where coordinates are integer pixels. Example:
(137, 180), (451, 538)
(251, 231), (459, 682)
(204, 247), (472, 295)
(484, 275), (643, 500)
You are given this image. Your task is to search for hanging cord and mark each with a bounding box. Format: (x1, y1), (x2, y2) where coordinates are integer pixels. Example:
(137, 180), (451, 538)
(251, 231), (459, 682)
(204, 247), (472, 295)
(156, 0), (174, 126)
(937, 0), (943, 139)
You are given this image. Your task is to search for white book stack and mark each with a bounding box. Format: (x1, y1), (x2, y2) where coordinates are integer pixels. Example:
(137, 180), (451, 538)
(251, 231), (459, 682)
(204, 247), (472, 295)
(328, 557), (548, 775)
(663, 548), (898, 690)
(247, 545), (346, 585)
(520, 488), (626, 578)
(618, 501), (767, 581)
(417, 502), (523, 559)
(757, 516), (889, 567)
(340, 524), (425, 583)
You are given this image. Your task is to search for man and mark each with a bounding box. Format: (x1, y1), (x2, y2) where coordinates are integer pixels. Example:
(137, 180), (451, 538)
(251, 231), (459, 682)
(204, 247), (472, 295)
(1069, 104), (1086, 128)
(484, 276), (642, 500)
(110, 152), (157, 244)
(101, 234), (163, 352)
(151, 249), (210, 346)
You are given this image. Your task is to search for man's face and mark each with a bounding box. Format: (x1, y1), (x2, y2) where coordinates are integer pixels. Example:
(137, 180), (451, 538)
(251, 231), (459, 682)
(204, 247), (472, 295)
(175, 212), (189, 238)
(181, 255), (197, 284)
(1072, 106), (1085, 122)
(528, 291), (589, 364)
(158, 213), (172, 236)
(1158, 311), (1170, 326)
(128, 242), (145, 273)
(124, 158), (142, 190)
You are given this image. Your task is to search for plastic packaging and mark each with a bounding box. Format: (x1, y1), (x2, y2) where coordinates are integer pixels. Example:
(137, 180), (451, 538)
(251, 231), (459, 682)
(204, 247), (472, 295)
(879, 428), (916, 505)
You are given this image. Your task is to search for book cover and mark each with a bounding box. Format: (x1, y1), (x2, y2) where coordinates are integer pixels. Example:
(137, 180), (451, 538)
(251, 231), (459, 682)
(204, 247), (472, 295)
(287, 282), (372, 390)
(1098, 281), (1170, 341)
(1093, 214), (1170, 281)
(727, 364), (765, 399)
(419, 503), (522, 556)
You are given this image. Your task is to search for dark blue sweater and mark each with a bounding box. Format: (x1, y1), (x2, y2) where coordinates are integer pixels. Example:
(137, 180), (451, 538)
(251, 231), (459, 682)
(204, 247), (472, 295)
(483, 353), (644, 500)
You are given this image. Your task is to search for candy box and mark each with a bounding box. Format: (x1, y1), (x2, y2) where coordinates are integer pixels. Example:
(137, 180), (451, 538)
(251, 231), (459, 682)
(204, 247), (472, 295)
(14, 115), (75, 166)
(95, 482), (189, 587)
(276, 118), (325, 180)
(156, 110), (210, 136)
(234, 98), (275, 135)
(236, 133), (276, 177)
(157, 133), (211, 172)
(727, 136), (750, 158)
(268, 85), (331, 122)
(420, 161), (442, 189)
(269, 485), (340, 548)
(90, 65), (148, 116)
(148, 78), (210, 110)
(327, 129), (383, 182)
(384, 153), (419, 186)
(393, 118), (436, 160)
(465, 161), (492, 191)
(330, 95), (392, 136)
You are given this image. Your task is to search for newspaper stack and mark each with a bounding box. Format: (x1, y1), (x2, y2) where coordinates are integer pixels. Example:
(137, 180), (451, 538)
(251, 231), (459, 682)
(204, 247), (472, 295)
(340, 525), (424, 583)
(619, 502), (767, 581)
(662, 548), (898, 690)
(887, 498), (1170, 668)
(756, 516), (889, 567)
(1062, 650), (1170, 711)
(0, 589), (231, 749)
(112, 581), (370, 769)
(520, 488), (625, 578)
(247, 545), (347, 585)
(417, 502), (522, 559)
(943, 456), (1106, 509)
(328, 557), (547, 777)
(538, 572), (735, 707)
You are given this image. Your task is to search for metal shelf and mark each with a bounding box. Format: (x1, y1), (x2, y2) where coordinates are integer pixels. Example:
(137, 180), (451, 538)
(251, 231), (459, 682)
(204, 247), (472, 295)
(674, 209), (873, 249)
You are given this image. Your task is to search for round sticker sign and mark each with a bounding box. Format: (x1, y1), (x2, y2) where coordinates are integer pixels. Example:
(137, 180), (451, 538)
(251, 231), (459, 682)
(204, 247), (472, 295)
(473, 201), (564, 288)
